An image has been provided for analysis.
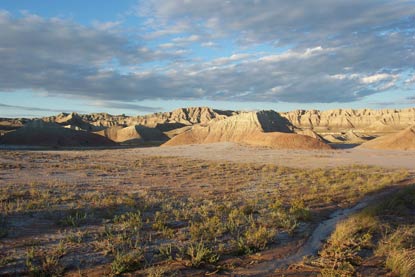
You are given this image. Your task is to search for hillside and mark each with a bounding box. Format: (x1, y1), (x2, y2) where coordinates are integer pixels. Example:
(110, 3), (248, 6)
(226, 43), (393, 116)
(1, 107), (415, 148)
(163, 111), (331, 150)
(0, 120), (116, 147)
(359, 126), (415, 150)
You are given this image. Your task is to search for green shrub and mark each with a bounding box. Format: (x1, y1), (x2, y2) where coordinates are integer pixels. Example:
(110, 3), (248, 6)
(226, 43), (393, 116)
(182, 241), (219, 268)
(111, 249), (143, 275)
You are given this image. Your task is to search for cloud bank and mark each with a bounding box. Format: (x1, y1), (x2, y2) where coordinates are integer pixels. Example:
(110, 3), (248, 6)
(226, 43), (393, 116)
(0, 1), (414, 105)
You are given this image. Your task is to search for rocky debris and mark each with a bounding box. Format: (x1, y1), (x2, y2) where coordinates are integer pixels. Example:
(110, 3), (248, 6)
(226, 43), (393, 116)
(359, 125), (415, 150)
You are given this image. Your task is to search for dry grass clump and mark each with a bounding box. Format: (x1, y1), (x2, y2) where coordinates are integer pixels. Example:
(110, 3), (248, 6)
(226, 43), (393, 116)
(319, 214), (380, 276)
(377, 226), (415, 277)
(317, 186), (415, 277)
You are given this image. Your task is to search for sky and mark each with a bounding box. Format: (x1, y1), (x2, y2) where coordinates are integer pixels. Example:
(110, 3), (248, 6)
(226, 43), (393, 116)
(0, 0), (414, 117)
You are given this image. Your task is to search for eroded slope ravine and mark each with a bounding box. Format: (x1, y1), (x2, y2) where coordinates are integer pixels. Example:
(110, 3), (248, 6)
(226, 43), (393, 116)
(235, 177), (415, 276)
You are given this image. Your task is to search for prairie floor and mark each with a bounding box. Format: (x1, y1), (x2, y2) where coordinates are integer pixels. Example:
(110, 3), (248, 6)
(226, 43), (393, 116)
(0, 145), (413, 276)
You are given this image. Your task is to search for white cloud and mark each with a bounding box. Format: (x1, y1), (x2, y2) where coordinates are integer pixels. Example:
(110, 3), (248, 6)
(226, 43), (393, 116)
(201, 41), (218, 48)
(91, 20), (122, 31)
(360, 73), (394, 84)
(172, 34), (200, 43)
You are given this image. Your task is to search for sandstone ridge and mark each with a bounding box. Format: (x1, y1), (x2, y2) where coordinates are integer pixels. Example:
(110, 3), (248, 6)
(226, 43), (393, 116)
(281, 108), (415, 132)
(163, 111), (331, 150)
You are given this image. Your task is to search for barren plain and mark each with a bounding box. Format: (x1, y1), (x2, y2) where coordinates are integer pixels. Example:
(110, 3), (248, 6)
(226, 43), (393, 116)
(1, 143), (414, 276)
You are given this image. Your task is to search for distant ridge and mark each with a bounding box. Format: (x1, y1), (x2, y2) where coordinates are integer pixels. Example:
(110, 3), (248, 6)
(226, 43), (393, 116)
(0, 119), (116, 147)
(281, 108), (415, 131)
(1, 107), (415, 148)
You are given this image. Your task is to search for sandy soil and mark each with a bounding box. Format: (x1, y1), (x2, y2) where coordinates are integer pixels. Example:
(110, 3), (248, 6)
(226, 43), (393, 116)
(122, 142), (415, 170)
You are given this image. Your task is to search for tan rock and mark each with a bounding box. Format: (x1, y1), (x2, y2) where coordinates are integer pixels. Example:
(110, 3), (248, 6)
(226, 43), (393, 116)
(359, 126), (415, 150)
(281, 108), (415, 131)
(95, 125), (167, 144)
(163, 111), (330, 150)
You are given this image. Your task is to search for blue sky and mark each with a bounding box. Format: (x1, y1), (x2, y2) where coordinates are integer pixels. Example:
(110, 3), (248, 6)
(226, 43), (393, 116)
(0, 0), (414, 117)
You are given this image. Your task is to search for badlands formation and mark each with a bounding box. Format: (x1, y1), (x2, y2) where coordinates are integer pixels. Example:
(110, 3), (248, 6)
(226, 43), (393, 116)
(1, 107), (415, 149)
(281, 108), (415, 132)
(163, 111), (330, 150)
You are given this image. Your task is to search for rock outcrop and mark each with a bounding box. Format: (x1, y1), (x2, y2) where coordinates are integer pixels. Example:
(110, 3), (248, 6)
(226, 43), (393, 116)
(95, 125), (168, 144)
(2, 107), (415, 148)
(294, 129), (325, 141)
(322, 130), (374, 144)
(75, 107), (236, 130)
(0, 120), (116, 147)
(163, 111), (331, 150)
(281, 108), (415, 132)
(0, 118), (28, 136)
(359, 126), (415, 150)
(44, 112), (101, 131)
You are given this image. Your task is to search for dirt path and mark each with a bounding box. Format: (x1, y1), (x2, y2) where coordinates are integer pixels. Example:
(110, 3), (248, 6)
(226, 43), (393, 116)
(234, 180), (414, 276)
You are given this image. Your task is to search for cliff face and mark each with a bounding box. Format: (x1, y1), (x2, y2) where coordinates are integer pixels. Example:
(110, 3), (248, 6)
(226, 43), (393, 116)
(127, 107), (236, 130)
(281, 108), (415, 132)
(27, 107), (415, 134)
(64, 107), (235, 130)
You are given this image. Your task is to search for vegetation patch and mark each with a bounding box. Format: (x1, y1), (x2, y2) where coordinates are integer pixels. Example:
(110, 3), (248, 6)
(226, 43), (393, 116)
(0, 150), (409, 276)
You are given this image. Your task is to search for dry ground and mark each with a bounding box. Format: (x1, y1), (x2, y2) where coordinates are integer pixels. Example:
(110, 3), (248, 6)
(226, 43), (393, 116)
(0, 143), (414, 276)
(140, 142), (415, 169)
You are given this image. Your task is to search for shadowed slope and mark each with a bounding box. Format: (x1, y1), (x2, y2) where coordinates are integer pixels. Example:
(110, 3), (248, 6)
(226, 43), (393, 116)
(95, 125), (168, 144)
(0, 120), (116, 147)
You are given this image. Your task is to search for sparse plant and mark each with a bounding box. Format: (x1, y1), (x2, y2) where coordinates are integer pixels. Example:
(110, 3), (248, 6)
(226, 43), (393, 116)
(111, 249), (143, 275)
(158, 243), (174, 261)
(60, 211), (87, 227)
(114, 211), (142, 233)
(183, 241), (219, 268)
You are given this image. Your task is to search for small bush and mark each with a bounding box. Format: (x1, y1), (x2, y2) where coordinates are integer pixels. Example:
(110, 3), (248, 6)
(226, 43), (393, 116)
(60, 211), (87, 227)
(111, 249), (143, 275)
(183, 241), (219, 268)
(114, 211), (142, 232)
